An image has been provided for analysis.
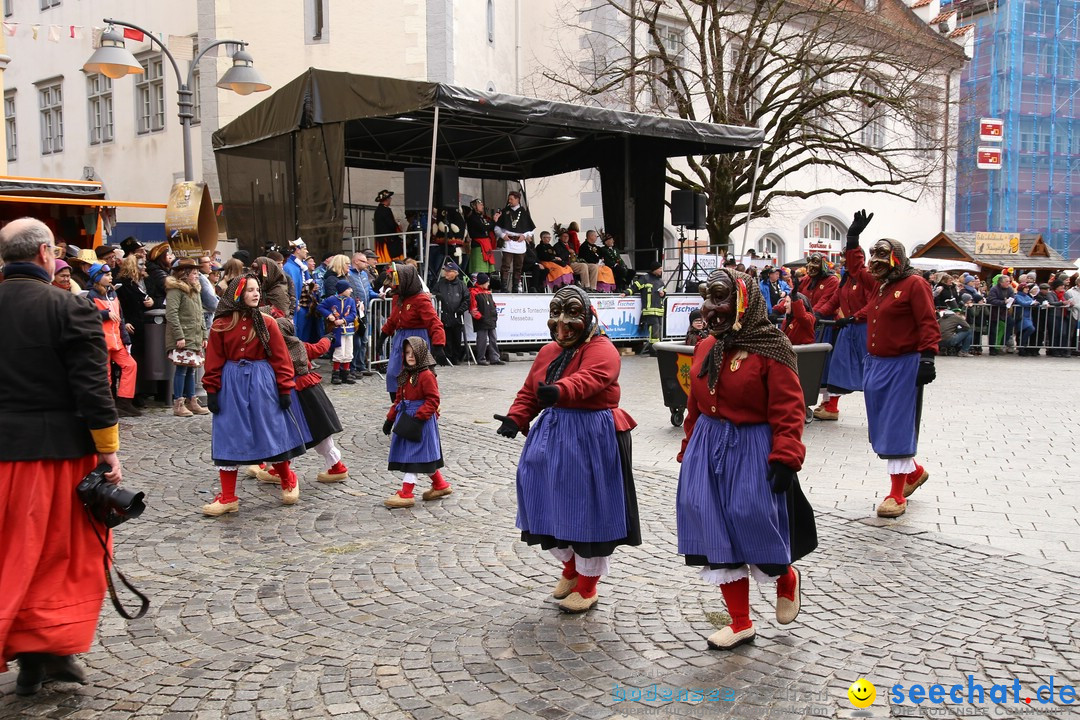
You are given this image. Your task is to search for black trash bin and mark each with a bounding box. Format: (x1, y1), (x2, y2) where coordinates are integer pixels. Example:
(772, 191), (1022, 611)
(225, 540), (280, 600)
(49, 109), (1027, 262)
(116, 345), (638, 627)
(137, 308), (170, 401)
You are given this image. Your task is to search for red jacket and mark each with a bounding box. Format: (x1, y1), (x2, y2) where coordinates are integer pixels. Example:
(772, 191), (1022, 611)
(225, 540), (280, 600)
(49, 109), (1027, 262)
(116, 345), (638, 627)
(679, 335), (805, 470)
(387, 368), (440, 421)
(846, 246), (940, 356)
(782, 300), (817, 345)
(507, 335), (636, 436)
(837, 272), (874, 321)
(381, 293), (447, 347)
(203, 313), (295, 394)
(802, 273), (839, 319)
(296, 337), (331, 391)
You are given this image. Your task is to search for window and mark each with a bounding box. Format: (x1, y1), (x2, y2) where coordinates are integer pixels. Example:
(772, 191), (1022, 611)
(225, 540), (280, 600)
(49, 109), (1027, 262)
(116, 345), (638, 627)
(86, 73), (113, 145)
(757, 233), (785, 264)
(802, 217), (844, 260)
(38, 80), (63, 155)
(306, 0), (329, 43)
(647, 24), (685, 109)
(860, 79), (886, 149)
(39, 0), (60, 9)
(4, 91), (15, 161)
(912, 89), (939, 152)
(135, 54), (165, 134)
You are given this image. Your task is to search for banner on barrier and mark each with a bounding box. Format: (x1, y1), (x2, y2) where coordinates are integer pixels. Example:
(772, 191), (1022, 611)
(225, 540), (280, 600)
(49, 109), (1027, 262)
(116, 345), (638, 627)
(664, 294), (702, 339)
(464, 293), (646, 342)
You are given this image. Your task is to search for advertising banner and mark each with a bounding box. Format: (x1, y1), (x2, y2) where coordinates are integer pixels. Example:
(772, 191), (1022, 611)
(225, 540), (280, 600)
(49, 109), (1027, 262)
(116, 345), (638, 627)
(165, 181), (218, 257)
(664, 294), (703, 339)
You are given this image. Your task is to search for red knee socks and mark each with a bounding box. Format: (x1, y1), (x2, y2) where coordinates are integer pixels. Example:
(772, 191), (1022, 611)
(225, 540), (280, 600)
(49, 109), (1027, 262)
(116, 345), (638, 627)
(888, 474), (907, 504)
(333, 362), (341, 371)
(561, 555), (577, 580)
(397, 481), (415, 499)
(824, 396), (840, 413)
(720, 577), (752, 632)
(273, 461), (296, 490)
(574, 574), (600, 599)
(429, 470), (450, 490)
(777, 566), (797, 601)
(218, 469), (238, 503)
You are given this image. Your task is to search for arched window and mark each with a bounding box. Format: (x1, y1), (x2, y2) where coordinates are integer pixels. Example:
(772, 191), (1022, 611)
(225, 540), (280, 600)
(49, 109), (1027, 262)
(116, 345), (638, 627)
(756, 233), (785, 264)
(801, 217), (846, 261)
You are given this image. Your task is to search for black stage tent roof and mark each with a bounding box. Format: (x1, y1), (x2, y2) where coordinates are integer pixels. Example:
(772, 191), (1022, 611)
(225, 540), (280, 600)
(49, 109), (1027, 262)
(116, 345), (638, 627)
(212, 69), (762, 257)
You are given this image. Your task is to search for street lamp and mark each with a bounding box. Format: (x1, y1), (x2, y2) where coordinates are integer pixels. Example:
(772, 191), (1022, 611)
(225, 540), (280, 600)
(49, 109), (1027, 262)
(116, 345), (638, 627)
(83, 18), (270, 181)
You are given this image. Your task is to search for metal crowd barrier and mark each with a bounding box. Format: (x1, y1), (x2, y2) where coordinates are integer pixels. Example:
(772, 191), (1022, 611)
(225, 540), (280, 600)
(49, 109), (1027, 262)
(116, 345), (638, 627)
(956, 302), (1078, 356)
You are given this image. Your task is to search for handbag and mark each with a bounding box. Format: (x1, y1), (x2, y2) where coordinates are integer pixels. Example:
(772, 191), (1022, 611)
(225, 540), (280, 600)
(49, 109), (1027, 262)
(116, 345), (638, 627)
(392, 413), (425, 442)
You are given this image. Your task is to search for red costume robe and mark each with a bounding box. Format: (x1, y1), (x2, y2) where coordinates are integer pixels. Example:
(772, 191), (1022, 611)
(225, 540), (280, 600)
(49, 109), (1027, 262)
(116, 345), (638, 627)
(203, 314), (296, 395)
(802, 273), (840, 319)
(381, 294), (447, 347)
(845, 247), (940, 357)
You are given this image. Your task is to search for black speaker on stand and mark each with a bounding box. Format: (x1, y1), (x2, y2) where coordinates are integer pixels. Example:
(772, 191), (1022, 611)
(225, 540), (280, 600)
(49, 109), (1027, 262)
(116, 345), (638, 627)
(670, 190), (708, 291)
(404, 166), (460, 211)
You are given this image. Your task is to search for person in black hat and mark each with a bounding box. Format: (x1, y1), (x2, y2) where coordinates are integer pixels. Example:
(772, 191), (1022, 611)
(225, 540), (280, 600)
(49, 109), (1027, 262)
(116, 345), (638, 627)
(374, 190), (404, 264)
(630, 260), (666, 356)
(433, 258), (469, 363)
(232, 249), (252, 266)
(120, 236), (146, 260)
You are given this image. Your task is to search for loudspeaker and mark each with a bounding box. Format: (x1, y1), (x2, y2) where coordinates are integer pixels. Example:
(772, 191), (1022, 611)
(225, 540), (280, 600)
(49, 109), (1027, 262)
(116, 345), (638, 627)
(671, 190), (707, 229)
(403, 166), (460, 212)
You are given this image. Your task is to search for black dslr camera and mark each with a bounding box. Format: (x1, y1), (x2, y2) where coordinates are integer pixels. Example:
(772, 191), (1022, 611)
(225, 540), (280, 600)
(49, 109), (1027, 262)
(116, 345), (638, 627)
(76, 463), (146, 528)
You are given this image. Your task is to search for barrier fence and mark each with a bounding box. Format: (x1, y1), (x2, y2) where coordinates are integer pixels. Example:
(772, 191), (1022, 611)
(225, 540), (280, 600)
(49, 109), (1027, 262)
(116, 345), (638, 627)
(956, 302), (1079, 356)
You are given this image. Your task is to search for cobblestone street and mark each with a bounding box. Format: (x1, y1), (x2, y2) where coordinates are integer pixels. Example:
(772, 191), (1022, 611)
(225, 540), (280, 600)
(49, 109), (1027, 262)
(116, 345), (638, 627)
(2, 353), (1078, 719)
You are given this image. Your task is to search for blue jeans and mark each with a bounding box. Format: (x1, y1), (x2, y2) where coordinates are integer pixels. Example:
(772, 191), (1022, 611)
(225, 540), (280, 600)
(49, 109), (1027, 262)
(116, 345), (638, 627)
(352, 320), (369, 371)
(173, 364), (196, 400)
(942, 328), (973, 353)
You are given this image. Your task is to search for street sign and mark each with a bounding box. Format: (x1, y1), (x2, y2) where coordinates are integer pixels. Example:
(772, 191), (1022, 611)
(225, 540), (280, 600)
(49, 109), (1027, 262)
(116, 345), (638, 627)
(974, 231), (1019, 255)
(976, 147), (1002, 170)
(979, 118), (1004, 142)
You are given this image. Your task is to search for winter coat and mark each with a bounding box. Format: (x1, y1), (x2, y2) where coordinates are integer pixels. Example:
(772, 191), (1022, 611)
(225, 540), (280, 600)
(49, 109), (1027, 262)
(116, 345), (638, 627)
(632, 273), (665, 316)
(987, 283), (1015, 306)
(433, 276), (469, 328)
(937, 312), (971, 344)
(317, 293), (358, 349)
(165, 275), (207, 347)
(87, 286), (131, 350)
(145, 264), (169, 309)
(470, 286), (498, 330)
(115, 277), (150, 337)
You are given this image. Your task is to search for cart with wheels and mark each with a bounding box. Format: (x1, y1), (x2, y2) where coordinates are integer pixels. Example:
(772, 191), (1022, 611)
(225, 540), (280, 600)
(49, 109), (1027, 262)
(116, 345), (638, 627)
(793, 342), (833, 423)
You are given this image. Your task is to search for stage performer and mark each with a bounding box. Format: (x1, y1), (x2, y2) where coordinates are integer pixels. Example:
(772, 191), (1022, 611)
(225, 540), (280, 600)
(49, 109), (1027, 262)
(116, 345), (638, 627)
(465, 199), (497, 276)
(813, 243), (875, 420)
(381, 263), (448, 400)
(494, 190), (535, 293)
(844, 210), (940, 518)
(493, 286), (640, 614)
(382, 337), (452, 508)
(0, 218), (124, 694)
(374, 189), (405, 264)
(676, 268), (816, 650)
(201, 275), (307, 516)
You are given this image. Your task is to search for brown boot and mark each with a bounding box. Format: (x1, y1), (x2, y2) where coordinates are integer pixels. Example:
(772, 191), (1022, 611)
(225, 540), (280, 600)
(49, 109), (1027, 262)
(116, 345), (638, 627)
(115, 397), (142, 418)
(173, 398), (193, 417)
(186, 397), (210, 415)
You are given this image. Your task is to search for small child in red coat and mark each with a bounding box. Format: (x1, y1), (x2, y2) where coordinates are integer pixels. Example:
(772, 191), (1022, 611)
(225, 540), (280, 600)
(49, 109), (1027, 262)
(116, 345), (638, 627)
(381, 337), (451, 508)
(780, 294), (817, 346)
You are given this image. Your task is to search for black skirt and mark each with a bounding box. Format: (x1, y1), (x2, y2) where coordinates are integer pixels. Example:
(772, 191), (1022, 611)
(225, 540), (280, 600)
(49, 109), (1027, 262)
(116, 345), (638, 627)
(297, 382), (343, 448)
(520, 429), (642, 559)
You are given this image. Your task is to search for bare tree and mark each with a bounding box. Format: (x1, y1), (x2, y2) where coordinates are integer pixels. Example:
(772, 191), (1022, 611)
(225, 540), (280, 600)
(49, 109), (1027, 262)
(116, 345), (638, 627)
(539, 0), (967, 251)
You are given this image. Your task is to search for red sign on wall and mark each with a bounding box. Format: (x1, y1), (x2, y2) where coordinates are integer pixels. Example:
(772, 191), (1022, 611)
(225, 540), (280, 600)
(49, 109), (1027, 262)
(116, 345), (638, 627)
(976, 147), (1002, 170)
(980, 118), (1004, 142)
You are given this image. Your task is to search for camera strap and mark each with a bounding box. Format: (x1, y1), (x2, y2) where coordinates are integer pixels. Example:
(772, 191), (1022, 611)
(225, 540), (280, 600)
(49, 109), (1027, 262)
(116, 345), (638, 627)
(82, 506), (150, 620)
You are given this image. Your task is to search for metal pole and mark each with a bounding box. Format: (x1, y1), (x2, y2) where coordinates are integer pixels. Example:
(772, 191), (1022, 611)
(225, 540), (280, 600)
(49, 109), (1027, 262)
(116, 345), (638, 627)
(941, 70), (951, 232)
(424, 105), (440, 274)
(738, 145), (763, 259)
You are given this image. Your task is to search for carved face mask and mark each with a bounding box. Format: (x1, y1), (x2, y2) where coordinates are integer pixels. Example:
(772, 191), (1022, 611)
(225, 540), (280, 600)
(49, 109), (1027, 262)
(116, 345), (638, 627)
(869, 240), (896, 281)
(548, 290), (588, 348)
(699, 272), (736, 336)
(806, 253), (824, 278)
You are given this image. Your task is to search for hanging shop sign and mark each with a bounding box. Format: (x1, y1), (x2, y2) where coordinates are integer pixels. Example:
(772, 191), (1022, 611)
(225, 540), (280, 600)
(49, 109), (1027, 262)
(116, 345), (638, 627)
(976, 147), (1002, 170)
(979, 118), (1004, 142)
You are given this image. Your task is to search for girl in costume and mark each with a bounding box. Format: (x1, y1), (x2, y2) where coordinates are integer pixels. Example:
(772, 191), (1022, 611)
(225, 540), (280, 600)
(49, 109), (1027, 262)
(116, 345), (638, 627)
(381, 263), (447, 400)
(251, 255), (295, 319)
(494, 286), (640, 614)
(201, 275), (308, 516)
(676, 269), (815, 650)
(381, 337), (451, 508)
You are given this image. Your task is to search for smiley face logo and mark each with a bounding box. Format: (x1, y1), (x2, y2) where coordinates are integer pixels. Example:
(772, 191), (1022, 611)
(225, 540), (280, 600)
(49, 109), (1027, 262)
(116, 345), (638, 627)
(848, 678), (876, 709)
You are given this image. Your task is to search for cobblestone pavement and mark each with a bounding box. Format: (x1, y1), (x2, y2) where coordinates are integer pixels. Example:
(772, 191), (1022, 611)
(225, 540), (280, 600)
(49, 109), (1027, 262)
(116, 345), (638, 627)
(2, 352), (1078, 719)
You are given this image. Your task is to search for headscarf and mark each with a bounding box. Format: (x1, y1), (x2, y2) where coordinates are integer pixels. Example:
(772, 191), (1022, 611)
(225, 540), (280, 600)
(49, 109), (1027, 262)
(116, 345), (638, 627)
(252, 255), (295, 317)
(875, 238), (920, 285)
(544, 285), (600, 384)
(392, 263), (423, 298)
(395, 335), (437, 388)
(275, 316), (309, 378)
(699, 268), (797, 390)
(215, 274), (273, 357)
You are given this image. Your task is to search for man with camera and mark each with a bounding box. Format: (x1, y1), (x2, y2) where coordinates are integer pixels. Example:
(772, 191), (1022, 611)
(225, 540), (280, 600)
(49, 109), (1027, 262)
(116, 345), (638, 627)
(0, 217), (124, 695)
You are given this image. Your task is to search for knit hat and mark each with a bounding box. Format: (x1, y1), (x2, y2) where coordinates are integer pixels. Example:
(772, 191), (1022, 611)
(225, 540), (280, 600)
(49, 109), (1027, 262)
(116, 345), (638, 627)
(962, 273), (975, 283)
(960, 293), (973, 303)
(336, 279), (351, 294)
(53, 258), (70, 272)
(648, 260), (663, 272)
(95, 245), (115, 260)
(232, 249), (252, 264)
(476, 272), (490, 285)
(689, 308), (703, 323)
(88, 263), (112, 283)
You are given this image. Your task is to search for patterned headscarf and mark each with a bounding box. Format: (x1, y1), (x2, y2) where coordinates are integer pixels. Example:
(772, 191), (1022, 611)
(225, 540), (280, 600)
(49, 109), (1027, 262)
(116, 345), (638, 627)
(392, 263), (424, 298)
(396, 335), (437, 388)
(699, 268), (797, 390)
(544, 285), (600, 384)
(275, 316), (309, 378)
(252, 255), (294, 318)
(215, 274), (273, 357)
(875, 238), (920, 285)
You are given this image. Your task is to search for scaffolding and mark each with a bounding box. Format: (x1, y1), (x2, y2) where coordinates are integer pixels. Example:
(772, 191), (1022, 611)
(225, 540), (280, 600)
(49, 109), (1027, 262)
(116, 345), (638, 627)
(953, 0), (1080, 260)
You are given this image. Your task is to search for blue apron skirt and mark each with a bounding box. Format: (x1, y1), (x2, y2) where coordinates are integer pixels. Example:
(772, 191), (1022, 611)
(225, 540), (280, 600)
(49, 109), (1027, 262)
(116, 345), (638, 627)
(827, 322), (868, 393)
(863, 352), (919, 459)
(211, 359), (307, 465)
(387, 398), (444, 474)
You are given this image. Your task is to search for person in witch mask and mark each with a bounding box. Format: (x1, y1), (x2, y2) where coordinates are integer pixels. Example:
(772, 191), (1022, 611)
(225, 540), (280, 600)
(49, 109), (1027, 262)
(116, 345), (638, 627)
(844, 210), (940, 519)
(675, 268), (815, 651)
(380, 263), (448, 400)
(493, 285), (640, 614)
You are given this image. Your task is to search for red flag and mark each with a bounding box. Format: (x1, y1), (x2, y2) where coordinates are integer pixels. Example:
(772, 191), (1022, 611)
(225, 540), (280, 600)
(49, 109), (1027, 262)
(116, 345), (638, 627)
(122, 27), (144, 41)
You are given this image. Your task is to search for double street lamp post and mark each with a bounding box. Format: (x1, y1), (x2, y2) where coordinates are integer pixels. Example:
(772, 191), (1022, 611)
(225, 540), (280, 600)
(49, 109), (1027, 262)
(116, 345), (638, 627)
(83, 18), (270, 182)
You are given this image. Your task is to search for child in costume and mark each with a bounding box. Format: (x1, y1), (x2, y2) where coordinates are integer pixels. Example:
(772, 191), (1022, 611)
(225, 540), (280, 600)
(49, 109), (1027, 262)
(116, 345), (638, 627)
(684, 308), (708, 346)
(201, 275), (308, 516)
(381, 337), (451, 508)
(318, 280), (358, 386)
(494, 286), (640, 614)
(381, 263), (447, 400)
(676, 269), (815, 650)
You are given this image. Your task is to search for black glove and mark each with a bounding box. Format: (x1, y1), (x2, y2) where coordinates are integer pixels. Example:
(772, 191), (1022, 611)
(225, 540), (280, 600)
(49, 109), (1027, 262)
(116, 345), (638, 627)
(382, 419), (393, 436)
(846, 209), (874, 250)
(493, 413), (519, 439)
(833, 317), (854, 329)
(433, 345), (449, 366)
(537, 382), (560, 409)
(206, 393), (220, 414)
(278, 393), (291, 411)
(916, 358), (936, 386)
(767, 462), (796, 494)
